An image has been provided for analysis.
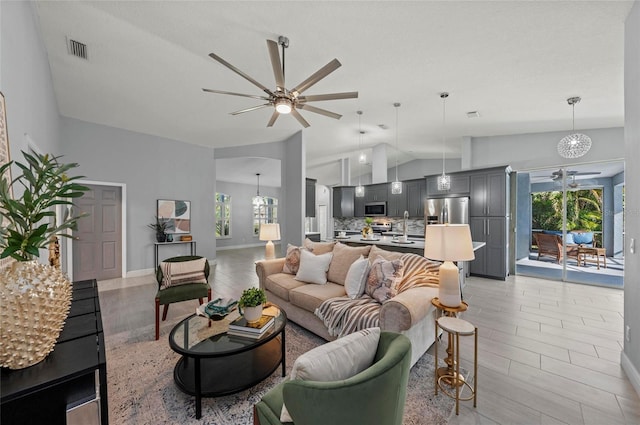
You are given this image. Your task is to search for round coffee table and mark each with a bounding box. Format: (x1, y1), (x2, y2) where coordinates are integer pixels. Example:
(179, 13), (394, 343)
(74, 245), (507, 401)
(168, 304), (287, 419)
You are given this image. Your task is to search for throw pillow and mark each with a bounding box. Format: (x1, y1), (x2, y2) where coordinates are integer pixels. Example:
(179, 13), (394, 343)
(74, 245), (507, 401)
(366, 257), (404, 303)
(303, 238), (336, 255)
(283, 244), (306, 275)
(368, 245), (403, 264)
(327, 242), (372, 285)
(344, 256), (370, 299)
(159, 258), (207, 290)
(295, 250), (333, 285)
(572, 232), (593, 245)
(280, 327), (381, 422)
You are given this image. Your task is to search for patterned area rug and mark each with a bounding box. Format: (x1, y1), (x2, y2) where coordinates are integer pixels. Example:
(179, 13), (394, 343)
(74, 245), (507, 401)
(106, 321), (460, 424)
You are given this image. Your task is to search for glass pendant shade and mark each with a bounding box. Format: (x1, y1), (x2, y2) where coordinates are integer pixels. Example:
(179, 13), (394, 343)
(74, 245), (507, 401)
(557, 133), (591, 159)
(391, 103), (402, 195)
(358, 152), (367, 164)
(355, 185), (365, 197)
(558, 96), (591, 159)
(437, 173), (451, 191)
(391, 181), (402, 194)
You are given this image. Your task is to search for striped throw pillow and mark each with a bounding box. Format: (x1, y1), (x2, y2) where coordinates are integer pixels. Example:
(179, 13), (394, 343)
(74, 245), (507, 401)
(160, 258), (207, 289)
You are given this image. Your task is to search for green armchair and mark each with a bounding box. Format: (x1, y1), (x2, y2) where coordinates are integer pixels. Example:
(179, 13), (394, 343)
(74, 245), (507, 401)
(155, 255), (211, 340)
(254, 332), (412, 425)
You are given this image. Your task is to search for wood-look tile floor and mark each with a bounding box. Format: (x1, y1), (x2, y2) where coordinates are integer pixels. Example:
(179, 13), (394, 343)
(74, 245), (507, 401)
(98, 247), (640, 425)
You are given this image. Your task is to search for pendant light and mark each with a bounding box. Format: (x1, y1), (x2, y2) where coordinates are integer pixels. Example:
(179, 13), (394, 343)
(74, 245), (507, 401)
(255, 173), (265, 205)
(391, 102), (402, 194)
(437, 92), (451, 191)
(355, 111), (365, 198)
(557, 96), (592, 159)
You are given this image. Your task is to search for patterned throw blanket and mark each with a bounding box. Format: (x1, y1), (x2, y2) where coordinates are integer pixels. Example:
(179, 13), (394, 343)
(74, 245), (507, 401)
(315, 254), (440, 338)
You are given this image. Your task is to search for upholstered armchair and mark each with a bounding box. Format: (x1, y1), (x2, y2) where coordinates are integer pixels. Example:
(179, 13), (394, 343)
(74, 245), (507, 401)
(155, 255), (211, 340)
(254, 331), (412, 425)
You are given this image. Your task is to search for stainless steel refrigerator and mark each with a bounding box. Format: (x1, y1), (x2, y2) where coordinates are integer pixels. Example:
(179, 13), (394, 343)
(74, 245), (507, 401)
(424, 197), (470, 225)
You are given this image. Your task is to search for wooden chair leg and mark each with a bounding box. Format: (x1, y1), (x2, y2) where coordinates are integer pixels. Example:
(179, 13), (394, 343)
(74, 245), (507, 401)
(198, 298), (204, 305)
(162, 304), (169, 321)
(155, 298), (160, 340)
(253, 405), (261, 425)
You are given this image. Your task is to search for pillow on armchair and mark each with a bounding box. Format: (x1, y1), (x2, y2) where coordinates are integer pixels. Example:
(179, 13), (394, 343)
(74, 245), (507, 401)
(572, 232), (594, 245)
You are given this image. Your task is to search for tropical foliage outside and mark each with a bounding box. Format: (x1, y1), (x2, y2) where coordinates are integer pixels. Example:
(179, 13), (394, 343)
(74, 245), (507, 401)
(531, 188), (603, 246)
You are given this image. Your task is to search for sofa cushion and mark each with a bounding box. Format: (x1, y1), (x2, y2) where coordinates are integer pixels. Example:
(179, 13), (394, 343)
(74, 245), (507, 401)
(159, 257), (207, 290)
(303, 238), (336, 255)
(368, 245), (403, 264)
(572, 231), (594, 245)
(366, 257), (404, 303)
(283, 244), (304, 275)
(289, 282), (346, 313)
(265, 273), (306, 302)
(280, 327), (381, 422)
(327, 242), (372, 285)
(295, 250), (333, 285)
(344, 256), (370, 299)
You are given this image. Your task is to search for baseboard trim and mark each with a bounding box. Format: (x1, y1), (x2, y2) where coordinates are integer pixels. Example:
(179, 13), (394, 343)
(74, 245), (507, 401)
(127, 268), (154, 278)
(621, 350), (640, 397)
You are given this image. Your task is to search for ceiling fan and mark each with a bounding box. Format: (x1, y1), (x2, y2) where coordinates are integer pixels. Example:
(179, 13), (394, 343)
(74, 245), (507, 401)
(550, 169), (601, 181)
(202, 36), (358, 128)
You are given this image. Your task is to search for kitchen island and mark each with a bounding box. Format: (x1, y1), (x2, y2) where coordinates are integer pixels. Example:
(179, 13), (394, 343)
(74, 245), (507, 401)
(334, 234), (485, 256)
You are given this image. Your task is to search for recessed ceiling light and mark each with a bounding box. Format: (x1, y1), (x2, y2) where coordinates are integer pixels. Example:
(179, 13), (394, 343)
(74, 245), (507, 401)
(466, 111), (480, 118)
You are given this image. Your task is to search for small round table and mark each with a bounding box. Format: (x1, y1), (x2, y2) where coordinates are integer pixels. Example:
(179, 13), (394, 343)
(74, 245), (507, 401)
(431, 297), (468, 386)
(169, 304), (287, 419)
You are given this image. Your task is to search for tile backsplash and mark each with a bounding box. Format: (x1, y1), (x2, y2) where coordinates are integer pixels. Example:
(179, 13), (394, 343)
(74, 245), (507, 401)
(334, 217), (425, 236)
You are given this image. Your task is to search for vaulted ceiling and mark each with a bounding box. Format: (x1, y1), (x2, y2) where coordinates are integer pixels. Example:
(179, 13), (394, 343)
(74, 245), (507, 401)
(34, 1), (632, 185)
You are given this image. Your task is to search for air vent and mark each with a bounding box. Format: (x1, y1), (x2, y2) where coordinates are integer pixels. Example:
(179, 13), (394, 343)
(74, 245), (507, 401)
(67, 38), (88, 60)
(466, 111), (480, 118)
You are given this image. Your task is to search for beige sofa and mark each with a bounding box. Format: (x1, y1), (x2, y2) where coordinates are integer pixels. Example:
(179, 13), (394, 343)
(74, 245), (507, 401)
(255, 241), (440, 367)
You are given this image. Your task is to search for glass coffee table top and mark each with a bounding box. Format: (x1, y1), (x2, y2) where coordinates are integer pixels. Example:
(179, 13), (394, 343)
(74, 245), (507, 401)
(169, 304), (286, 357)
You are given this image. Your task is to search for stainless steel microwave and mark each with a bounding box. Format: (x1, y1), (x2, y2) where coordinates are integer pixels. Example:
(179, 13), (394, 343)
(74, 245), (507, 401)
(364, 202), (387, 216)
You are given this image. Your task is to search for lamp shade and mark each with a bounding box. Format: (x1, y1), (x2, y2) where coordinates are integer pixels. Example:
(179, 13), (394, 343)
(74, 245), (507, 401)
(424, 224), (475, 262)
(259, 223), (281, 241)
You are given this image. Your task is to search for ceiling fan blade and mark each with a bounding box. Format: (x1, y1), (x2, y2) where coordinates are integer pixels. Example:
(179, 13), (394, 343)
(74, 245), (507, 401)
(297, 103), (342, 120)
(267, 110), (280, 127)
(267, 40), (285, 90)
(291, 59), (341, 95)
(230, 104), (272, 115)
(574, 171), (601, 176)
(298, 92), (359, 102)
(208, 52), (274, 96)
(290, 109), (310, 128)
(202, 88), (270, 101)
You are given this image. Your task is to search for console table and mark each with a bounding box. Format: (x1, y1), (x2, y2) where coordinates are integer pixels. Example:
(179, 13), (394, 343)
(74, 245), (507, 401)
(1, 279), (107, 425)
(154, 240), (197, 269)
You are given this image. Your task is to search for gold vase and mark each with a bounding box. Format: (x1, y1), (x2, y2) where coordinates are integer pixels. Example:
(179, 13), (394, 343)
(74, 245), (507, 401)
(0, 260), (72, 369)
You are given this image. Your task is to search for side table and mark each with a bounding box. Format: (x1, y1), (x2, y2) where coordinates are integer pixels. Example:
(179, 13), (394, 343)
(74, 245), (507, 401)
(431, 297), (468, 386)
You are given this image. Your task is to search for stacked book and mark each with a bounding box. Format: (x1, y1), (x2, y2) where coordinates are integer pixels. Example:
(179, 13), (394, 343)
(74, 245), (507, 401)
(227, 314), (275, 339)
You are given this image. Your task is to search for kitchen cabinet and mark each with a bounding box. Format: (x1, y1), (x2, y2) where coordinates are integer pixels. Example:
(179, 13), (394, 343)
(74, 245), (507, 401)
(469, 171), (507, 217)
(355, 193), (365, 217)
(426, 174), (470, 196)
(305, 178), (316, 217)
(404, 179), (426, 218)
(332, 186), (355, 218)
(469, 217), (508, 279)
(386, 183), (407, 217)
(365, 183), (388, 203)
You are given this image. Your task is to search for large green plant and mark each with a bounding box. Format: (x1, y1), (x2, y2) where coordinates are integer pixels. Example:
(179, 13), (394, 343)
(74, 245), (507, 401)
(0, 151), (89, 261)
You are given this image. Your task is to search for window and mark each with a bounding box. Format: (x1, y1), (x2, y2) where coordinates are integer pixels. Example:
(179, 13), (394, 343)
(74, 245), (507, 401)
(215, 193), (231, 238)
(253, 196), (278, 236)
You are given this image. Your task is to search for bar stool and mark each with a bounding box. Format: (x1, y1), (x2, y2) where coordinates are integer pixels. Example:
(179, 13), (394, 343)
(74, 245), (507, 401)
(434, 316), (478, 415)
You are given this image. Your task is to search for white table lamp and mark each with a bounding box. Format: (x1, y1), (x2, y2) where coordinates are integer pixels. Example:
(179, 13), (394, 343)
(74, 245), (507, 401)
(424, 224), (475, 307)
(259, 223), (281, 260)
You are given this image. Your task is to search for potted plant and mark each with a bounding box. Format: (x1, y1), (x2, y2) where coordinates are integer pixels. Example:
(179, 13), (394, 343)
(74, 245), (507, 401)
(0, 151), (89, 369)
(238, 287), (267, 323)
(148, 217), (170, 242)
(362, 217), (374, 239)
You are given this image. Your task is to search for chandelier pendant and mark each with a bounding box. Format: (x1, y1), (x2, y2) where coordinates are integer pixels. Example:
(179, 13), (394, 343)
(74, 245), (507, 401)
(557, 97), (591, 159)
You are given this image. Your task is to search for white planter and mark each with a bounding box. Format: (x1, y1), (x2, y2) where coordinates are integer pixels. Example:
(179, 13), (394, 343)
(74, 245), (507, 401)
(242, 305), (263, 323)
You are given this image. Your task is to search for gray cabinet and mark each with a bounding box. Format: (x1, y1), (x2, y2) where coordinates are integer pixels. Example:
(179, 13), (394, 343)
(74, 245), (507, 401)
(355, 193), (365, 217)
(469, 171), (507, 217)
(365, 184), (388, 203)
(469, 217), (508, 279)
(387, 183), (407, 217)
(332, 187), (355, 218)
(305, 178), (316, 217)
(426, 174), (470, 196)
(405, 179), (426, 218)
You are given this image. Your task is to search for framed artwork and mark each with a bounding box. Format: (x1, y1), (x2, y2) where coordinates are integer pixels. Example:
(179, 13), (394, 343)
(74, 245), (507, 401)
(157, 199), (191, 234)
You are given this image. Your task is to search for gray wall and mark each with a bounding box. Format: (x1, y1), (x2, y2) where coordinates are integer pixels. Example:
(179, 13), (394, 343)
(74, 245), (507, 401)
(215, 132), (305, 257)
(61, 117), (216, 272)
(215, 180), (281, 249)
(623, 0), (640, 394)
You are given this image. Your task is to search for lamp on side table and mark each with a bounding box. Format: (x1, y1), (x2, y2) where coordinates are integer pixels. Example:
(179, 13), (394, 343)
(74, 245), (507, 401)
(259, 223), (281, 260)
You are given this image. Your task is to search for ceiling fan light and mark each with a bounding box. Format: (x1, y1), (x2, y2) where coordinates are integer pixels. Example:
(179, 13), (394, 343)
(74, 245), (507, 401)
(391, 181), (402, 194)
(557, 133), (591, 159)
(274, 98), (292, 114)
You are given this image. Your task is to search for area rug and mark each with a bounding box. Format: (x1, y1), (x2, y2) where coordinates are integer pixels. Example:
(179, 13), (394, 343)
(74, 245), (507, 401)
(106, 321), (460, 424)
